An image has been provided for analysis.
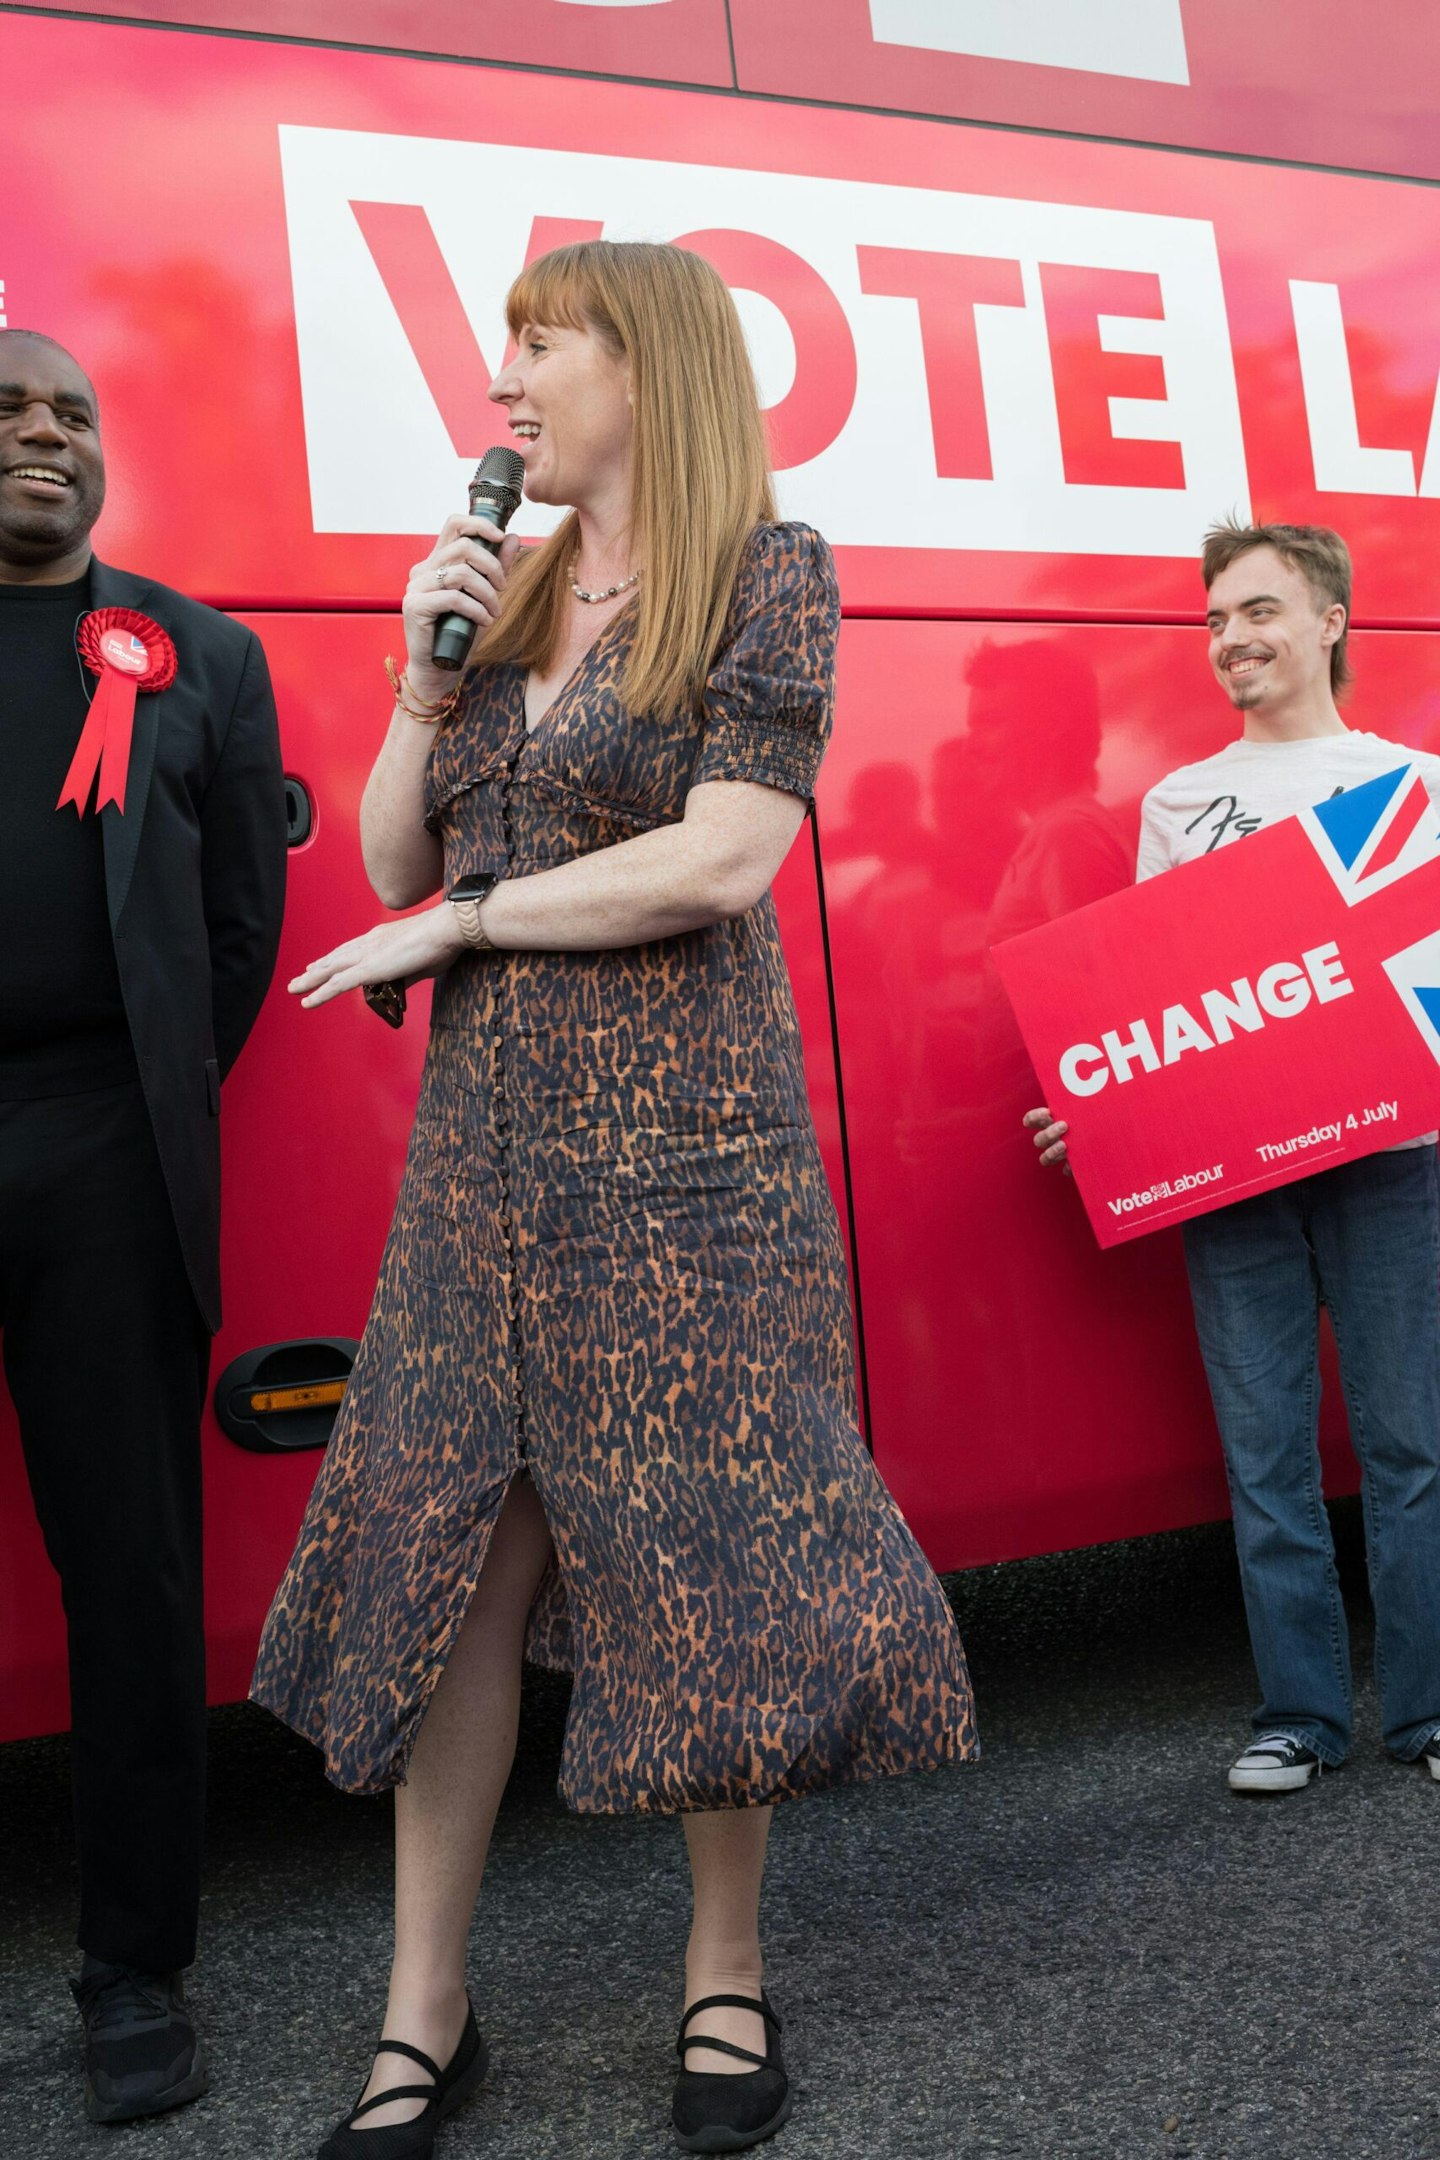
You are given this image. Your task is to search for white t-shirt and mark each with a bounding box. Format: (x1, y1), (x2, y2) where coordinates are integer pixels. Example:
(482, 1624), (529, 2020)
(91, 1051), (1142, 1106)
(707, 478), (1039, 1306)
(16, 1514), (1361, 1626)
(1138, 728), (1440, 1150)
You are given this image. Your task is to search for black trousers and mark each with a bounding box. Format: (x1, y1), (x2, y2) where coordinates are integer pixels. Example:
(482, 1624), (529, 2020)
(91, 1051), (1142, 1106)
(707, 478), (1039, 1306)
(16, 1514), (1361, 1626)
(0, 1079), (209, 1972)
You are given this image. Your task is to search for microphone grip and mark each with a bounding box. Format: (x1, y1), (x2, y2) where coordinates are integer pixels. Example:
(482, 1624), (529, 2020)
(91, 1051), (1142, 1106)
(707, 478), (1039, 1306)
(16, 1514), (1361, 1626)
(431, 475), (520, 669)
(430, 533), (498, 673)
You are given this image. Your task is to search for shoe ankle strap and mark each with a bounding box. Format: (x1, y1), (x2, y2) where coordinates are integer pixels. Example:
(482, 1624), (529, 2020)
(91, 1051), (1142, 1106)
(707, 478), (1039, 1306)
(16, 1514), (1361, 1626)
(373, 2037), (442, 2081)
(679, 2033), (769, 2069)
(677, 1992), (781, 2062)
(348, 2082), (439, 2125)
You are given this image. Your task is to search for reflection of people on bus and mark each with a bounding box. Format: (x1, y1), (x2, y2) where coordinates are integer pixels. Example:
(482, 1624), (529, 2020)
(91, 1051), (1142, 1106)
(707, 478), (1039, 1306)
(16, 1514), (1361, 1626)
(975, 640), (1136, 1115)
(822, 635), (1134, 1459)
(832, 637), (1132, 1159)
(1028, 521), (1440, 1799)
(821, 759), (935, 898)
(972, 640), (1134, 943)
(251, 241), (974, 2159)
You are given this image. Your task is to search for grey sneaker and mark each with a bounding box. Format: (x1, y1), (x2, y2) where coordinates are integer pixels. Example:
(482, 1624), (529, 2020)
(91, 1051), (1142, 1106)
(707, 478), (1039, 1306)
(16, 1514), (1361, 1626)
(1419, 1732), (1440, 1781)
(70, 1960), (208, 2124)
(1227, 1733), (1322, 1794)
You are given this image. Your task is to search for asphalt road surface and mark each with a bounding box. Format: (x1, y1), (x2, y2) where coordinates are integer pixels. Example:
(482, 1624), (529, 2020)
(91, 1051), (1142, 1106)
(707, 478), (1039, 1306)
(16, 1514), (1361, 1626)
(3, 1502), (1437, 2160)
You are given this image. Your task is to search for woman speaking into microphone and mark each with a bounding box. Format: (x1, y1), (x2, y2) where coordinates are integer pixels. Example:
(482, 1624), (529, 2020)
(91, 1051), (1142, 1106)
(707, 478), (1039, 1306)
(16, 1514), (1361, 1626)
(253, 240), (974, 2158)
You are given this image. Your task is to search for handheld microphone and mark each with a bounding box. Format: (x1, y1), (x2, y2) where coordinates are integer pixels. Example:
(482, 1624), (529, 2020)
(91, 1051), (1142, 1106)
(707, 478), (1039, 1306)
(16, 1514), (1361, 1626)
(430, 445), (527, 671)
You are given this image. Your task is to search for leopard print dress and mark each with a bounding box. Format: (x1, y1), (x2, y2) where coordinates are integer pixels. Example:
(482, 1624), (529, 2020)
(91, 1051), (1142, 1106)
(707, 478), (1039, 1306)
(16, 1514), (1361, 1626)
(252, 523), (977, 1807)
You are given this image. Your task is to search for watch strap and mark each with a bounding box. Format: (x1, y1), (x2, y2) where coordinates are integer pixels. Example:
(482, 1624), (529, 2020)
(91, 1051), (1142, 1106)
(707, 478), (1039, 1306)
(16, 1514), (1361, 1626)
(448, 874), (499, 951)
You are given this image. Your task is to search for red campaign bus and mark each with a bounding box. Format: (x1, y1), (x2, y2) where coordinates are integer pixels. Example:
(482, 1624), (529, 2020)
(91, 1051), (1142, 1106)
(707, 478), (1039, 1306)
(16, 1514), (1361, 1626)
(4, 0), (1440, 1740)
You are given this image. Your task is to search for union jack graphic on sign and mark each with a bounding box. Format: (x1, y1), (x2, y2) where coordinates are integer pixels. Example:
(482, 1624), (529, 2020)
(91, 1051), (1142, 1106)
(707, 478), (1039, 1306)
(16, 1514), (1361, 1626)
(1383, 931), (1440, 1066)
(1300, 764), (1440, 905)
(1297, 764), (1440, 1066)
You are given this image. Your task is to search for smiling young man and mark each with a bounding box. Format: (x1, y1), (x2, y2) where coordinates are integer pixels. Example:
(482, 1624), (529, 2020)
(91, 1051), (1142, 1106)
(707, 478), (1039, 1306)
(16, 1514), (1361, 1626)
(0, 330), (285, 2121)
(1027, 520), (1440, 1796)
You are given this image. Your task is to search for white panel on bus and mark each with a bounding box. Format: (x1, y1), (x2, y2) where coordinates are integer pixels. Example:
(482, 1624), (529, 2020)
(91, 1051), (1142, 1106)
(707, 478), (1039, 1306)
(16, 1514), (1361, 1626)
(279, 126), (1246, 555)
(868, 0), (1190, 86)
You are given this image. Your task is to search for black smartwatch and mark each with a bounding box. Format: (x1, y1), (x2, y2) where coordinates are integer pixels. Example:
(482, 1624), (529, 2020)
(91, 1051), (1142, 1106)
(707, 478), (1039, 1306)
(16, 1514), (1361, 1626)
(448, 872), (501, 951)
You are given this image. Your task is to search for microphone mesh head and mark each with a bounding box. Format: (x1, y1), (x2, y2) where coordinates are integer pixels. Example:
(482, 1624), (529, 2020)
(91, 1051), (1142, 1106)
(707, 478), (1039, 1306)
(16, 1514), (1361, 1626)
(473, 446), (526, 496)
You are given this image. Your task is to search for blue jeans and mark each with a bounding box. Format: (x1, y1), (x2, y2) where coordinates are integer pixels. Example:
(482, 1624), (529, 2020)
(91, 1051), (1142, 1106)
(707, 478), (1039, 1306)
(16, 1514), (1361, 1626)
(1182, 1146), (1440, 1764)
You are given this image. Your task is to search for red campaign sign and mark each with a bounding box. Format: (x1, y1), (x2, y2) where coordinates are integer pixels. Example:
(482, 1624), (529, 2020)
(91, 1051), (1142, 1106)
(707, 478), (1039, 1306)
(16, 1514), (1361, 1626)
(993, 764), (1440, 1248)
(5, 14), (1440, 618)
(731, 0), (1440, 184)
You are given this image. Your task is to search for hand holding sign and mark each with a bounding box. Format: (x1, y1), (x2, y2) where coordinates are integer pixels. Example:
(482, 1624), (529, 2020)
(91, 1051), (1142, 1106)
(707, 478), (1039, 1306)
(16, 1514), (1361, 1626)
(1022, 1105), (1071, 1172)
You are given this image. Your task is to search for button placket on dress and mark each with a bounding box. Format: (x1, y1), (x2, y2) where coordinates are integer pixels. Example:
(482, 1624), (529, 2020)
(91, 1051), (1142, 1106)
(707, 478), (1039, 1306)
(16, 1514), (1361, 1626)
(491, 748), (531, 1460)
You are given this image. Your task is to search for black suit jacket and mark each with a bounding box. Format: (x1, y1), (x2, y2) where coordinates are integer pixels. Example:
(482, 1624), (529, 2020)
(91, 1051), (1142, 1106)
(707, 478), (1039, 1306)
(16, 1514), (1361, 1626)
(91, 559), (286, 1332)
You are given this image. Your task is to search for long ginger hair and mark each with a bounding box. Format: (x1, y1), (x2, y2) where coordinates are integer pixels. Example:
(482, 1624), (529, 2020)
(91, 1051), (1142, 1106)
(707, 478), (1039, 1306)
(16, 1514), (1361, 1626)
(471, 241), (776, 719)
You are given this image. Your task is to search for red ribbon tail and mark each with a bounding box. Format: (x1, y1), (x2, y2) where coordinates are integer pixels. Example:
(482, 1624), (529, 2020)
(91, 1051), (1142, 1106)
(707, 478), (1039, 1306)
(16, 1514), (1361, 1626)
(96, 672), (139, 814)
(57, 671), (118, 814)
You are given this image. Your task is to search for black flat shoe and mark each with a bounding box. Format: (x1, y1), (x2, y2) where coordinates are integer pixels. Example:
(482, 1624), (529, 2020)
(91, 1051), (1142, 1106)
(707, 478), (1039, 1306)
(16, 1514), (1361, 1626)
(672, 1991), (791, 2154)
(318, 2001), (488, 2160)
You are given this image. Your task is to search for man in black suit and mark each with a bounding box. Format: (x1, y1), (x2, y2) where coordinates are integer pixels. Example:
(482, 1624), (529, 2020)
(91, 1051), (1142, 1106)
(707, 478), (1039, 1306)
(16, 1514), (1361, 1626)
(0, 329), (286, 2122)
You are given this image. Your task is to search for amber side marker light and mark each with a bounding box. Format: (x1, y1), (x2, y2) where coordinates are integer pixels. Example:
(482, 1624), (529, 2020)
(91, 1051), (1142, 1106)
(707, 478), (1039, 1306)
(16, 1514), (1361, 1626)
(214, 1338), (359, 1454)
(248, 1380), (347, 1416)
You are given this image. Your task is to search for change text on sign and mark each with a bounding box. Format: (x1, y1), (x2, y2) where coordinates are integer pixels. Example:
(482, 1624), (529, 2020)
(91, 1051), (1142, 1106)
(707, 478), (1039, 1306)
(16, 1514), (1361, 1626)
(1059, 942), (1354, 1097)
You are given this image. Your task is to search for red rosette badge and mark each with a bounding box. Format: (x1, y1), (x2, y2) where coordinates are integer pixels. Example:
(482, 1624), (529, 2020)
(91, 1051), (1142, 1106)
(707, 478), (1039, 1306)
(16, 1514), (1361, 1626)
(59, 608), (178, 816)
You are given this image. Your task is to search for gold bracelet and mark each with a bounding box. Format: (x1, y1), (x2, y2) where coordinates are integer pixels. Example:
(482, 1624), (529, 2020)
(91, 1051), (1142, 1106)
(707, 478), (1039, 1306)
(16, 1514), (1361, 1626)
(396, 690), (459, 724)
(384, 654), (463, 725)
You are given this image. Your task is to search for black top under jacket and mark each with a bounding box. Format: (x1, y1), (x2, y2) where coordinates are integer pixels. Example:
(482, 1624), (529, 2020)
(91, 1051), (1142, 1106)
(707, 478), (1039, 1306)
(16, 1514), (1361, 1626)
(0, 568), (140, 1096)
(4, 558), (287, 1331)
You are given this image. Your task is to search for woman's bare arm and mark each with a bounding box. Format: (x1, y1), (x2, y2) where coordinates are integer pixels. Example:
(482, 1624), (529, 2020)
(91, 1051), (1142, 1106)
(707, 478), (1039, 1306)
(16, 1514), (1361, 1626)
(361, 516), (520, 908)
(289, 779), (808, 1008)
(359, 707), (446, 907)
(480, 779), (807, 950)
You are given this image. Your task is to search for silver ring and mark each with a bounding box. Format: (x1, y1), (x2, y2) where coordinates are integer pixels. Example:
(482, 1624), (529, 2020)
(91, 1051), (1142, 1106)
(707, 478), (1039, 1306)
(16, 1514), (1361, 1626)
(435, 565), (449, 588)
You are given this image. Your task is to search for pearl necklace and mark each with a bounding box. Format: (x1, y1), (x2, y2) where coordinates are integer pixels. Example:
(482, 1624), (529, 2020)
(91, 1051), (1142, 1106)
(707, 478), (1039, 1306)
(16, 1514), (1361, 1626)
(570, 567), (641, 604)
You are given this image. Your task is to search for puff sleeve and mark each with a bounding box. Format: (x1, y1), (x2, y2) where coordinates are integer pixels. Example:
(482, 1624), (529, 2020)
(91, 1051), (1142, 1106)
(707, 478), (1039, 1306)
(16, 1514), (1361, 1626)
(689, 523), (841, 805)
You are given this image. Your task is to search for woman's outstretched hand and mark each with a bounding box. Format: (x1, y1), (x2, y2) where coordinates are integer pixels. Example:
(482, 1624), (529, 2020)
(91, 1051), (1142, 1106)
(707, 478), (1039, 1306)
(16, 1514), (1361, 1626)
(288, 904), (467, 1009)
